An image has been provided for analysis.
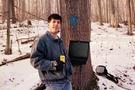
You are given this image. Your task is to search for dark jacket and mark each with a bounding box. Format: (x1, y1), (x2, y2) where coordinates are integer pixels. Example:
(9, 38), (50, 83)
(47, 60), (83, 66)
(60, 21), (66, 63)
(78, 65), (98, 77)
(30, 31), (73, 84)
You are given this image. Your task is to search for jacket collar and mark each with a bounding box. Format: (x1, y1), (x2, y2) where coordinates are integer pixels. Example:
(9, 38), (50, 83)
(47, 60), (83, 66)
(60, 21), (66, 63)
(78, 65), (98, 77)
(46, 31), (62, 42)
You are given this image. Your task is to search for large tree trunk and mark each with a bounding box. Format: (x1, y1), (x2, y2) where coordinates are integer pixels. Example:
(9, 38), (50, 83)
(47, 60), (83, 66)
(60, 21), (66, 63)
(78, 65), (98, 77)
(126, 0), (133, 35)
(60, 0), (98, 90)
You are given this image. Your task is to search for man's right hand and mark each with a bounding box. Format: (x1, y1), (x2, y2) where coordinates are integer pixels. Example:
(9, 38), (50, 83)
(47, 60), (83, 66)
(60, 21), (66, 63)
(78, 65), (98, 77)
(52, 61), (58, 67)
(52, 56), (65, 71)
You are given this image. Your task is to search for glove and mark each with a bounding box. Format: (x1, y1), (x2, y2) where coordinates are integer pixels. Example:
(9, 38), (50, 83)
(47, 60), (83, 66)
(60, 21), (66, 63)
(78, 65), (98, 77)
(54, 55), (65, 71)
(56, 60), (64, 71)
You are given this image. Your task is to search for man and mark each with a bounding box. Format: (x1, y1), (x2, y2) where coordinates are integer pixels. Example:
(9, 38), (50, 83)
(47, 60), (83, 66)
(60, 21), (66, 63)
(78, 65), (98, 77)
(30, 14), (73, 90)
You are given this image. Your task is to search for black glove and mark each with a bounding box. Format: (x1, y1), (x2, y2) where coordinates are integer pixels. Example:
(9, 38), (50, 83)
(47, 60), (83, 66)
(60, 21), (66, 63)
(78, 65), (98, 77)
(56, 60), (64, 71)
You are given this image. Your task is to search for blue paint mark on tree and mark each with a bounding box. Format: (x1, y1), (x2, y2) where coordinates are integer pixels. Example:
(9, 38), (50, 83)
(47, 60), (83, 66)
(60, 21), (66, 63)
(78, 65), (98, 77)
(69, 16), (78, 26)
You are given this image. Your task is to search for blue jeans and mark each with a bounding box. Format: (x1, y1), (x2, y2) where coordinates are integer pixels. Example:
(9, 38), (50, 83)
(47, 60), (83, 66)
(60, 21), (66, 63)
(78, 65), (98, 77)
(45, 81), (72, 90)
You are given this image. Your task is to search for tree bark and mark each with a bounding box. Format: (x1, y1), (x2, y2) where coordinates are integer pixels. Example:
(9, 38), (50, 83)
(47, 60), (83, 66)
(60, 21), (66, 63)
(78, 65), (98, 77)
(60, 0), (98, 90)
(126, 0), (133, 35)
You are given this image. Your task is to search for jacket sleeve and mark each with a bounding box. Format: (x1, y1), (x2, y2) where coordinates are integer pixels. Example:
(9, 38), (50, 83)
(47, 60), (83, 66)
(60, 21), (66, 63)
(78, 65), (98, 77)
(30, 38), (53, 71)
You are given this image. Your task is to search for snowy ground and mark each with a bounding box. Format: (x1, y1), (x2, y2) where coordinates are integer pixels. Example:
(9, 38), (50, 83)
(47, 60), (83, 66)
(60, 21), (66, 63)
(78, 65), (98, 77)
(91, 22), (135, 90)
(0, 20), (135, 90)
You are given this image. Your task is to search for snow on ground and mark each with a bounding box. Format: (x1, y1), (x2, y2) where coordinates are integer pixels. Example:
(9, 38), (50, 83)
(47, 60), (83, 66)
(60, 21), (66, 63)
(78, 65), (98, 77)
(0, 21), (135, 90)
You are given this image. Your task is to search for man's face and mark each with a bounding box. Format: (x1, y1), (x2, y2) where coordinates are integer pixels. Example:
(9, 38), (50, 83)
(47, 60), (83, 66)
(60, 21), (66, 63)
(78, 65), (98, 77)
(48, 19), (61, 34)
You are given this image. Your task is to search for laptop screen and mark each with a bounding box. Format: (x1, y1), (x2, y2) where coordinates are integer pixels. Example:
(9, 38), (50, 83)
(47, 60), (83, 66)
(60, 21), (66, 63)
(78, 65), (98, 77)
(69, 40), (89, 59)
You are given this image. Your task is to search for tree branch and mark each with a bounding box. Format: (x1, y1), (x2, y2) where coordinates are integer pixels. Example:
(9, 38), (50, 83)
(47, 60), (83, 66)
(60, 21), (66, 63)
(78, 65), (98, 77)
(0, 53), (30, 66)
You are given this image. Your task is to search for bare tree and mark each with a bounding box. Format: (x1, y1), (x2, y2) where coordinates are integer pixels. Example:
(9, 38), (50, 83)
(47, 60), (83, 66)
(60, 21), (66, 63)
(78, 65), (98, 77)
(1, 0), (8, 23)
(44, 0), (51, 20)
(96, 0), (103, 25)
(110, 0), (117, 27)
(130, 0), (135, 25)
(11, 0), (16, 23)
(21, 0), (26, 21)
(126, 0), (133, 35)
(106, 0), (109, 22)
(56, 0), (61, 14)
(27, 0), (31, 19)
(60, 0), (98, 90)
(5, 0), (12, 54)
(90, 0), (134, 24)
(1, 0), (133, 28)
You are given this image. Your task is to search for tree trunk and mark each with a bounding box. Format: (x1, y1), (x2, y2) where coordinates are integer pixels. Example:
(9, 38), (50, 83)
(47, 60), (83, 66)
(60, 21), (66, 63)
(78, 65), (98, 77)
(19, 0), (21, 21)
(11, 0), (16, 23)
(60, 0), (98, 90)
(126, 0), (133, 35)
(131, 0), (135, 25)
(1, 0), (8, 23)
(44, 0), (51, 20)
(27, 0), (31, 19)
(115, 0), (120, 28)
(56, 0), (61, 14)
(106, 0), (109, 22)
(35, 0), (38, 19)
(21, 0), (26, 21)
(5, 0), (12, 55)
(110, 0), (117, 27)
(96, 0), (103, 25)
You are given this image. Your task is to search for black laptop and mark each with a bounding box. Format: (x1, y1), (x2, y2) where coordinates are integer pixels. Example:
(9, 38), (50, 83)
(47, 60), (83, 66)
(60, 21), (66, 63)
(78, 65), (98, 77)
(68, 40), (89, 66)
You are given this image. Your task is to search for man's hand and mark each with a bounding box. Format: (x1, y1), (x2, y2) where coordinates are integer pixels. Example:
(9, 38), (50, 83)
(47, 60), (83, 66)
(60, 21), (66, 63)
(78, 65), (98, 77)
(52, 61), (58, 67)
(52, 61), (58, 71)
(53, 55), (65, 71)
